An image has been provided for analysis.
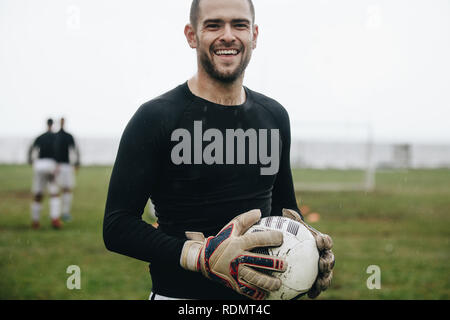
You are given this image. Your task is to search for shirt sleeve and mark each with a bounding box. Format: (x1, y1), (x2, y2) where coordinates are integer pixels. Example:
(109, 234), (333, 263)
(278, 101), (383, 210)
(28, 137), (39, 163)
(70, 135), (81, 166)
(269, 106), (302, 219)
(103, 102), (185, 265)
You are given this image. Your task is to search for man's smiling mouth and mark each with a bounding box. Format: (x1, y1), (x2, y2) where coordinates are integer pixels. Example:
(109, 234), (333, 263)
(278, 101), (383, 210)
(214, 49), (240, 56)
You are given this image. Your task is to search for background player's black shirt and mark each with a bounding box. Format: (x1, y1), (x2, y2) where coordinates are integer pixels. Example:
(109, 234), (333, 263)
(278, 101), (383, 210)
(32, 131), (57, 159)
(104, 82), (301, 299)
(55, 129), (78, 164)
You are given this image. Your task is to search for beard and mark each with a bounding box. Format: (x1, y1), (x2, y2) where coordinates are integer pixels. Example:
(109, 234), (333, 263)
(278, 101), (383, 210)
(199, 46), (252, 84)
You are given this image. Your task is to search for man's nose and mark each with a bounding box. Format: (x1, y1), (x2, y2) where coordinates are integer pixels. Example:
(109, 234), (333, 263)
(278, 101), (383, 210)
(220, 24), (236, 43)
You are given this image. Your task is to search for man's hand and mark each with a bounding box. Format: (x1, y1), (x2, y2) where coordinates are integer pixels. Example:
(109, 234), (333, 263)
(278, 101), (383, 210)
(282, 208), (335, 299)
(180, 209), (287, 300)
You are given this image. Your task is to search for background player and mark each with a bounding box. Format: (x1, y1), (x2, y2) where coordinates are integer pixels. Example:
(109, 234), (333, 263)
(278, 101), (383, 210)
(55, 117), (80, 222)
(28, 118), (62, 229)
(104, 0), (334, 300)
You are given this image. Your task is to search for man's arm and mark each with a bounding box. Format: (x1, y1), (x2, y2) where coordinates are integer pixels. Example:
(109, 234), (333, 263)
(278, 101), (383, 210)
(103, 103), (185, 265)
(70, 135), (81, 167)
(27, 138), (37, 165)
(72, 144), (81, 168)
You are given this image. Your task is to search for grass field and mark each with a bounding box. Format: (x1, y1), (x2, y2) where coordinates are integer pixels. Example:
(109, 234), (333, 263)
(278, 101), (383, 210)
(0, 165), (449, 300)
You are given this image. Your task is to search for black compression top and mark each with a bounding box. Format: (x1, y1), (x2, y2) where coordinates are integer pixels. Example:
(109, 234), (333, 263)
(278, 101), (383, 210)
(55, 129), (79, 165)
(30, 131), (57, 160)
(103, 82), (301, 299)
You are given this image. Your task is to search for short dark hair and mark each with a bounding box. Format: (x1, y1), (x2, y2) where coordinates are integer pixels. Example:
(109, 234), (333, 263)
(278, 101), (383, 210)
(190, 0), (255, 30)
(47, 118), (53, 126)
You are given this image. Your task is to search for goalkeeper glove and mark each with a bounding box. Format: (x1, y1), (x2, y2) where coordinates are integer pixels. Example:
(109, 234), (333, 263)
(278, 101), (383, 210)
(180, 209), (287, 300)
(282, 208), (335, 298)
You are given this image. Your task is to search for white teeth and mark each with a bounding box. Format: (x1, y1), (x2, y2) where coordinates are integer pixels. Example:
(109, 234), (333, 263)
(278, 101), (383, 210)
(215, 49), (238, 55)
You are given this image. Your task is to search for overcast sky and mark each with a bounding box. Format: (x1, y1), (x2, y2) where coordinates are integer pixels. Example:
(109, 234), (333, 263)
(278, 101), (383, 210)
(1, 0), (449, 144)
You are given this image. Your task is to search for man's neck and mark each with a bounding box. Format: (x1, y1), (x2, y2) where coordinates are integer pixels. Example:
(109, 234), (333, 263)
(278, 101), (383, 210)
(187, 73), (246, 106)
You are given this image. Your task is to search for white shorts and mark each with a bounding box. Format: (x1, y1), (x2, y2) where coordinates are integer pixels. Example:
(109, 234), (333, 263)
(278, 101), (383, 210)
(32, 159), (58, 194)
(57, 164), (75, 189)
(149, 291), (189, 300)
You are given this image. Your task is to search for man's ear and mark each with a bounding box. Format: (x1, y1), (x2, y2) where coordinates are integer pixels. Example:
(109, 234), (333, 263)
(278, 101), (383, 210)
(184, 24), (197, 49)
(251, 24), (259, 50)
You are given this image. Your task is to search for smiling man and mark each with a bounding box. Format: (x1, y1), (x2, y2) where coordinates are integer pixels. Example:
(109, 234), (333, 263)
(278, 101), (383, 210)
(103, 0), (334, 300)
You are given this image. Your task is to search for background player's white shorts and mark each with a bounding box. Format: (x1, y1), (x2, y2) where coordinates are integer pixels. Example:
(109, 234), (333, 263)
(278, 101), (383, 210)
(57, 164), (75, 189)
(32, 159), (58, 194)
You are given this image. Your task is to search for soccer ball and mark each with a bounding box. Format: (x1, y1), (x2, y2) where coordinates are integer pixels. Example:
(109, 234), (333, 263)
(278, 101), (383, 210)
(246, 216), (319, 300)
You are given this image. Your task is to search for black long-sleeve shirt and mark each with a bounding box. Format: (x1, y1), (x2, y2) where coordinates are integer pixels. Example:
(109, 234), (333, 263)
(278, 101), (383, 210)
(103, 82), (300, 299)
(28, 131), (57, 162)
(55, 129), (80, 165)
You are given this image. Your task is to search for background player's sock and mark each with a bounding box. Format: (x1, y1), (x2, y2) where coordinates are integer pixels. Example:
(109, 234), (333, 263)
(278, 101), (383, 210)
(31, 201), (42, 222)
(49, 196), (61, 220)
(62, 192), (73, 217)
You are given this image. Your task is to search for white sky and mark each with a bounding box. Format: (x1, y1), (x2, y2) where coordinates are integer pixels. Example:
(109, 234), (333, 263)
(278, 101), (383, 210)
(0, 0), (449, 144)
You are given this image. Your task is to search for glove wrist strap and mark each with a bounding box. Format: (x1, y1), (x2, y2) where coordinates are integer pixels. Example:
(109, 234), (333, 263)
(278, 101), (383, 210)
(180, 240), (202, 272)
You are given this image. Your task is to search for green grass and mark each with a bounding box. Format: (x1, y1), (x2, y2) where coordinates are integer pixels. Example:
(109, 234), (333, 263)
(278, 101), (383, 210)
(0, 165), (449, 299)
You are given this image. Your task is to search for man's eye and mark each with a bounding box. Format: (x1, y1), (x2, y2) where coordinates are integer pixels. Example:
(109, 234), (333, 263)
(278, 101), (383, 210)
(235, 24), (249, 29)
(206, 24), (220, 29)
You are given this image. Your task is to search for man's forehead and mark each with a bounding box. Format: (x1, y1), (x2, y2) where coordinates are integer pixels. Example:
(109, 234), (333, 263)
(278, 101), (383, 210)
(198, 0), (252, 23)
